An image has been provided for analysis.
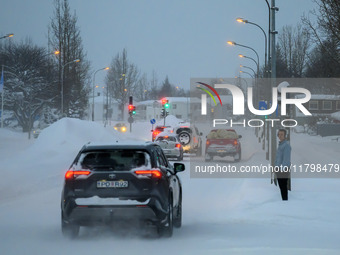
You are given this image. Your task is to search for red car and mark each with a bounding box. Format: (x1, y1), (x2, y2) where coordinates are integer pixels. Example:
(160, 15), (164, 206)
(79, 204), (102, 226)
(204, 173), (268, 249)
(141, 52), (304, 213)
(152, 125), (172, 141)
(205, 129), (242, 162)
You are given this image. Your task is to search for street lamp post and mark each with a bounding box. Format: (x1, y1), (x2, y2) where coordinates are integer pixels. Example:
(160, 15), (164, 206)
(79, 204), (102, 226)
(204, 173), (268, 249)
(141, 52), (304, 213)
(61, 59), (80, 117)
(92, 67), (109, 121)
(236, 18), (268, 73)
(239, 70), (254, 79)
(0, 33), (14, 40)
(240, 65), (257, 78)
(227, 41), (260, 75)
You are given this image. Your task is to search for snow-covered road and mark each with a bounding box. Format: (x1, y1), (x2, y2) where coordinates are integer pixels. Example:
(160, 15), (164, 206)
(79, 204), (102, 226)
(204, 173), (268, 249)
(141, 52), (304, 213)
(0, 118), (339, 255)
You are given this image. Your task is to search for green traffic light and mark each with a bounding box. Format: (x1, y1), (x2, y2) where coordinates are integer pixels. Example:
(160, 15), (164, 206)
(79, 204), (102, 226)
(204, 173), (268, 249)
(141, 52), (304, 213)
(132, 111), (136, 115)
(164, 103), (169, 109)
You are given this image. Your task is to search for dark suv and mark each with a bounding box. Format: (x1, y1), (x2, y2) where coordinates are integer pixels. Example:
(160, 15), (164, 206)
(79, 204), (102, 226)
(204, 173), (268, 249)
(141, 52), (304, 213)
(61, 142), (185, 238)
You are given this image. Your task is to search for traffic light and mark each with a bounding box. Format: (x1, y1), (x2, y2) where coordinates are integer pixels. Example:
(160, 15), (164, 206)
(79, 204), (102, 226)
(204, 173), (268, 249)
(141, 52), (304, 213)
(160, 108), (165, 118)
(166, 110), (169, 117)
(164, 101), (170, 109)
(161, 98), (167, 105)
(128, 104), (136, 115)
(128, 104), (134, 113)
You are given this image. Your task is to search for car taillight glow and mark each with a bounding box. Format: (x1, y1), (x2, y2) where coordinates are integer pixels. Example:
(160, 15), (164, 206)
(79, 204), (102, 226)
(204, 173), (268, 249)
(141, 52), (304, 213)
(233, 140), (238, 146)
(175, 143), (181, 148)
(206, 140), (210, 145)
(65, 170), (91, 180)
(134, 170), (162, 179)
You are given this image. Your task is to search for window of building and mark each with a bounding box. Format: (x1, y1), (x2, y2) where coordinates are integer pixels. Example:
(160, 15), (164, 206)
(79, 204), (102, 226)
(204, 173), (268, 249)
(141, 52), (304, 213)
(173, 104), (177, 109)
(323, 101), (332, 110)
(336, 101), (340, 110)
(309, 101), (318, 110)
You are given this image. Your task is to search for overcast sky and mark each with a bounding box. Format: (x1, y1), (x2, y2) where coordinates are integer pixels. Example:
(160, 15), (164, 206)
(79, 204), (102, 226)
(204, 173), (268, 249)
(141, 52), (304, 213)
(1, 0), (317, 90)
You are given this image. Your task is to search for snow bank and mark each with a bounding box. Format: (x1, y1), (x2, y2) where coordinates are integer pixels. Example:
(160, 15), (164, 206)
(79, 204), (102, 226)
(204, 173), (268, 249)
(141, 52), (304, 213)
(31, 118), (121, 153)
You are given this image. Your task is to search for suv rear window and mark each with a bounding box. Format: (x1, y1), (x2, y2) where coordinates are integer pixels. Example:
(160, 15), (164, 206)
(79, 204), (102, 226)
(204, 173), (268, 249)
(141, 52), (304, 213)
(73, 150), (151, 171)
(156, 136), (177, 142)
(207, 130), (238, 139)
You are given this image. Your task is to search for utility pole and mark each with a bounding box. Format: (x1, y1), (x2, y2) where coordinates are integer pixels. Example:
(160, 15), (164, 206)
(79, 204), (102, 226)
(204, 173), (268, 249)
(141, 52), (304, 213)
(1, 65), (4, 128)
(270, 0), (278, 167)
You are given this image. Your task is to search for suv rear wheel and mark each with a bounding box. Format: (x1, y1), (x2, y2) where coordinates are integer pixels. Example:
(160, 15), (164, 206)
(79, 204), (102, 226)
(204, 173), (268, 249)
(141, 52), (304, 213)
(205, 154), (213, 162)
(158, 197), (173, 237)
(61, 213), (79, 239)
(173, 193), (182, 228)
(178, 132), (190, 145)
(234, 150), (241, 162)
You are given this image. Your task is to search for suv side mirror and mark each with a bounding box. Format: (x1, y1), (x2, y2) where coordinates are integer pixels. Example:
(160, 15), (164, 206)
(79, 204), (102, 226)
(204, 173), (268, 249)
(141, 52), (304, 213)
(173, 163), (185, 173)
(238, 135), (242, 138)
(200, 132), (203, 136)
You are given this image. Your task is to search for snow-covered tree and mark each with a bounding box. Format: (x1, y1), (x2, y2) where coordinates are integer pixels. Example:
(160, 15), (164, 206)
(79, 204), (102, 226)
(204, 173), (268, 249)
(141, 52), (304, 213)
(0, 40), (58, 138)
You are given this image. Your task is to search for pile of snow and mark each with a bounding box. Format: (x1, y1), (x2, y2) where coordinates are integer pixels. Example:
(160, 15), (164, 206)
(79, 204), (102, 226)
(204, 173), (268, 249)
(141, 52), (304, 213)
(0, 118), (122, 200)
(164, 115), (184, 127)
(31, 118), (121, 153)
(331, 111), (340, 121)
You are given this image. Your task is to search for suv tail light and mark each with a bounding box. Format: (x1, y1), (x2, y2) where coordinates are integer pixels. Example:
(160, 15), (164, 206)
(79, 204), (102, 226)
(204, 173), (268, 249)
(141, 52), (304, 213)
(134, 170), (162, 179)
(65, 170), (91, 180)
(175, 143), (181, 148)
(233, 140), (238, 146)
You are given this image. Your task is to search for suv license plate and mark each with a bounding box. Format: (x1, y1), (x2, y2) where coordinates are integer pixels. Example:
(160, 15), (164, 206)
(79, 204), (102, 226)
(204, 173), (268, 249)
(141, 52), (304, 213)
(97, 180), (128, 188)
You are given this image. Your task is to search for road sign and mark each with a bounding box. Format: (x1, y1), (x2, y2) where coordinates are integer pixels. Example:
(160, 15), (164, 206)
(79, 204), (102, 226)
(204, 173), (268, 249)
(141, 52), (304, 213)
(128, 116), (134, 124)
(150, 118), (156, 124)
(259, 100), (267, 110)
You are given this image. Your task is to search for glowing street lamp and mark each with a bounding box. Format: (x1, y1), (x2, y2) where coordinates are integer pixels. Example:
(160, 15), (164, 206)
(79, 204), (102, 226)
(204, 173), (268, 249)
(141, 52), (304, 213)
(240, 64), (256, 77)
(0, 33), (14, 40)
(236, 17), (268, 72)
(239, 70), (254, 78)
(227, 40), (260, 74)
(238, 54), (259, 73)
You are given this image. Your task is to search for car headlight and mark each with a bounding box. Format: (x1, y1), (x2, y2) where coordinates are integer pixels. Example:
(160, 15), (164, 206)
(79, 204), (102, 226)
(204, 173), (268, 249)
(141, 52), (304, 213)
(121, 127), (127, 132)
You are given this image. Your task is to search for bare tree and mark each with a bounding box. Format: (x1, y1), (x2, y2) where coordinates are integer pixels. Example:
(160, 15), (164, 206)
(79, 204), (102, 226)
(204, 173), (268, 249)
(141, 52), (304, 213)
(105, 49), (139, 120)
(149, 70), (159, 100)
(135, 73), (149, 101)
(277, 24), (311, 77)
(302, 0), (340, 76)
(49, 0), (90, 118)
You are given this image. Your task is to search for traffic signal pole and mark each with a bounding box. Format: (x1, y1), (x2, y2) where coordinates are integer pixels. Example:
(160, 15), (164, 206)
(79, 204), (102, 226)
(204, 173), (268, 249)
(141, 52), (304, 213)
(128, 96), (135, 132)
(161, 98), (170, 126)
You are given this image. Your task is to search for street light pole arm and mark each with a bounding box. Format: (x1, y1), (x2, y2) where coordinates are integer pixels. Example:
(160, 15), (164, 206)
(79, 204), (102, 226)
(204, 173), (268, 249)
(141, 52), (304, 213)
(241, 55), (259, 72)
(236, 43), (260, 72)
(241, 65), (256, 77)
(0, 33), (14, 40)
(247, 21), (268, 69)
(240, 71), (254, 78)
